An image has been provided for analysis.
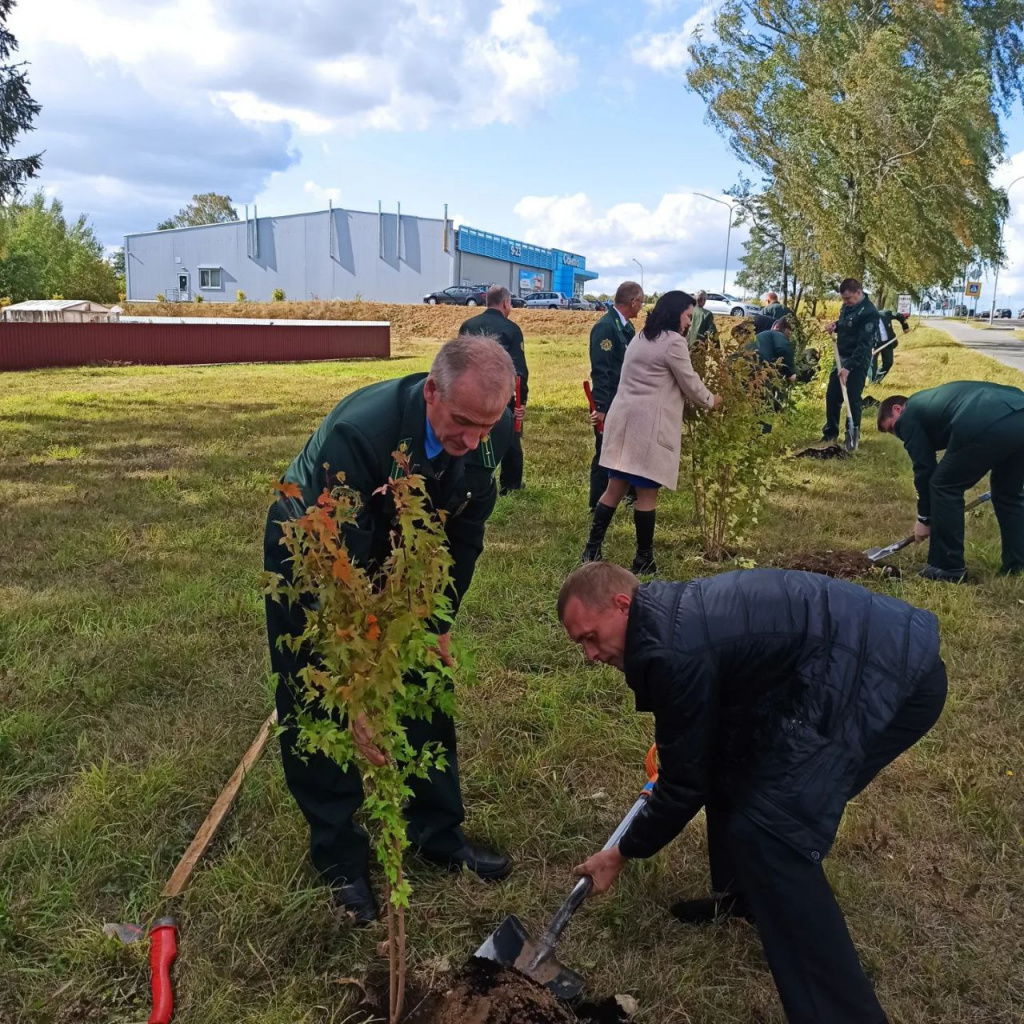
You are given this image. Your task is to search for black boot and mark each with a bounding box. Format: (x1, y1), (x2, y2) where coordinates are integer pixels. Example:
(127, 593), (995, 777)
(631, 509), (656, 574)
(670, 892), (754, 925)
(332, 877), (380, 927)
(582, 502), (616, 562)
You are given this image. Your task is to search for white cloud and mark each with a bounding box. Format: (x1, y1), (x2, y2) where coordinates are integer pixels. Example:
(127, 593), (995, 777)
(985, 149), (1024, 312)
(631, 1), (722, 74)
(513, 190), (751, 295)
(303, 181), (342, 205)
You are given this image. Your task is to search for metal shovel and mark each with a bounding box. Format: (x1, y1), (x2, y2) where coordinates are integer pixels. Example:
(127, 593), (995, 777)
(830, 338), (859, 452)
(863, 491), (991, 562)
(476, 753), (657, 1000)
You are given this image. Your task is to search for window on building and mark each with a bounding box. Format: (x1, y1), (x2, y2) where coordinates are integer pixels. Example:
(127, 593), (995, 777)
(199, 267), (222, 289)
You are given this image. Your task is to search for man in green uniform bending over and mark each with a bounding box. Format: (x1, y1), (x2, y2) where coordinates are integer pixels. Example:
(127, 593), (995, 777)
(878, 381), (1024, 582)
(264, 336), (516, 923)
(823, 278), (880, 447)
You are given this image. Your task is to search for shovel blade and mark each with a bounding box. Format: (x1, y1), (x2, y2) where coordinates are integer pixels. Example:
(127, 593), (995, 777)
(475, 916), (587, 1000)
(475, 914), (529, 966)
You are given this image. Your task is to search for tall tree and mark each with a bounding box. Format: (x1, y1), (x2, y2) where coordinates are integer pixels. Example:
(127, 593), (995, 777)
(0, 192), (119, 302)
(158, 192), (239, 230)
(0, 0), (42, 203)
(688, 2), (1017, 296)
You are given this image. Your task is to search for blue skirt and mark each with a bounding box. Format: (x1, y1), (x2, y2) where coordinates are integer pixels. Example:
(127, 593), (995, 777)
(608, 469), (661, 490)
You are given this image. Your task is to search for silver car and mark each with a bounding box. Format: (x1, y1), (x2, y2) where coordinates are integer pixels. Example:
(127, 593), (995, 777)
(523, 290), (570, 309)
(700, 292), (761, 317)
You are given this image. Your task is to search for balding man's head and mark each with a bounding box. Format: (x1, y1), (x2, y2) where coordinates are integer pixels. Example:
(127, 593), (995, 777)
(424, 335), (515, 456)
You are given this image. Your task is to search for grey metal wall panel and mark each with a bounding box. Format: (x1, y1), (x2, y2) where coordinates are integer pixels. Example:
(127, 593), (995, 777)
(457, 253), (522, 290)
(125, 209), (456, 304)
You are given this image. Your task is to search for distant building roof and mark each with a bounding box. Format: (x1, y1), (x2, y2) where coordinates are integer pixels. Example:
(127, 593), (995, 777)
(5, 299), (110, 311)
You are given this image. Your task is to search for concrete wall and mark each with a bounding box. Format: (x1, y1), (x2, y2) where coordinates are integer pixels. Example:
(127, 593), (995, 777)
(125, 209), (456, 304)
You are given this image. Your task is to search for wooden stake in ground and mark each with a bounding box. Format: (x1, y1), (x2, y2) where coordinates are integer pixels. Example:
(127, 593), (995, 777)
(161, 709), (279, 898)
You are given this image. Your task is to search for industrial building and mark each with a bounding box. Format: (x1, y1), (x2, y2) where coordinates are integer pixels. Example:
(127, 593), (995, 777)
(124, 205), (597, 304)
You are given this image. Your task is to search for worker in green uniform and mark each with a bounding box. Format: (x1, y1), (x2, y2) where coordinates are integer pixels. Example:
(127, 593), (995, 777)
(870, 310), (910, 383)
(749, 318), (797, 424)
(460, 285), (527, 494)
(588, 280), (645, 510)
(688, 290), (718, 346)
(264, 336), (516, 923)
(877, 381), (1024, 581)
(823, 278), (880, 446)
(761, 292), (789, 322)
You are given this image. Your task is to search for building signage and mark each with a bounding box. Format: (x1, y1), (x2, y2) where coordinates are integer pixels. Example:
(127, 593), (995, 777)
(897, 294), (912, 315)
(561, 253), (582, 268)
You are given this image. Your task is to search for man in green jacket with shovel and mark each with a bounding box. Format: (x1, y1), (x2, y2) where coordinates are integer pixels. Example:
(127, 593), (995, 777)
(878, 381), (1024, 581)
(823, 278), (880, 448)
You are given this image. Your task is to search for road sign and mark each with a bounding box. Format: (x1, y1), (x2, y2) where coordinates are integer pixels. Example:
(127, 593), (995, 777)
(897, 294), (912, 315)
(965, 281), (982, 297)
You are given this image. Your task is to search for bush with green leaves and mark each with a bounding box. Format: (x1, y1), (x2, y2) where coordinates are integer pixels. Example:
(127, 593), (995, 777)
(683, 337), (787, 559)
(271, 287), (286, 302)
(236, 289), (247, 303)
(262, 456), (456, 1023)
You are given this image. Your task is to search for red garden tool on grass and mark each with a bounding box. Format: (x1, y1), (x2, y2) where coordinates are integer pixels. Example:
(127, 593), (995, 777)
(148, 918), (179, 1024)
(476, 745), (658, 999)
(583, 380), (602, 433)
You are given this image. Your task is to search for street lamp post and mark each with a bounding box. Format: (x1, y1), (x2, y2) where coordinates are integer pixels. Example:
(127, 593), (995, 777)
(990, 175), (1024, 321)
(694, 192), (736, 293)
(632, 258), (644, 296)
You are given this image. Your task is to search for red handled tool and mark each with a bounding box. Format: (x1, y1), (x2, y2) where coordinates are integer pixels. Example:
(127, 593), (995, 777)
(148, 917), (178, 1024)
(514, 375), (523, 434)
(583, 380), (602, 433)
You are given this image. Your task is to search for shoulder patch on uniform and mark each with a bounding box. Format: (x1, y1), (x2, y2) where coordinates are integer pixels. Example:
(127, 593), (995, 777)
(389, 438), (412, 480)
(600, 338), (613, 351)
(479, 435), (497, 469)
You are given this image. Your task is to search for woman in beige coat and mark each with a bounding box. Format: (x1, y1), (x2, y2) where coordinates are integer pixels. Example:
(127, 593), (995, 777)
(582, 290), (722, 573)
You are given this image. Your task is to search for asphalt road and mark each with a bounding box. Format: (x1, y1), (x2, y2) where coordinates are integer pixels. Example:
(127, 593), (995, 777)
(923, 317), (1024, 373)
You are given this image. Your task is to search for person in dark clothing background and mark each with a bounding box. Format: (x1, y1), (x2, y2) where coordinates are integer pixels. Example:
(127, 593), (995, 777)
(265, 336), (516, 925)
(588, 280), (645, 510)
(558, 561), (947, 1024)
(870, 309), (910, 383)
(878, 381), (1024, 581)
(823, 277), (881, 446)
(460, 285), (528, 494)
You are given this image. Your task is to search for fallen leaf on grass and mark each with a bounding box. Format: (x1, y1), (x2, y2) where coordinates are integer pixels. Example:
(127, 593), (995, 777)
(616, 995), (640, 1015)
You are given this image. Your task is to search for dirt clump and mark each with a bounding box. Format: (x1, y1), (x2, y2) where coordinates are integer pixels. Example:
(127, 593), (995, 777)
(403, 958), (633, 1024)
(774, 550), (900, 580)
(792, 443), (851, 460)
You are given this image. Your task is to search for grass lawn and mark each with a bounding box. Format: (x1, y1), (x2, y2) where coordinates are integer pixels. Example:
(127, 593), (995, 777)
(1, 325), (1022, 1023)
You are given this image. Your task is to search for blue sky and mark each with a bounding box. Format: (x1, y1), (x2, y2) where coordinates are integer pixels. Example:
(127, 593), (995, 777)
(11, 0), (1024, 303)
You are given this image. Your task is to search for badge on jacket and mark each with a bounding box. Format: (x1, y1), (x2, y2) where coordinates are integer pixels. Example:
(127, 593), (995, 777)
(600, 338), (613, 351)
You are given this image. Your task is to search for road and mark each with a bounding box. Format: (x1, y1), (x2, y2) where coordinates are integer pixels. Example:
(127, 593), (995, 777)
(922, 318), (1024, 373)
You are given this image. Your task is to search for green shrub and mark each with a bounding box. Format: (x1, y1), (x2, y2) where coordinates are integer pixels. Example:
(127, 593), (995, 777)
(271, 288), (286, 302)
(155, 293), (166, 303)
(195, 294), (205, 303)
(236, 289), (247, 303)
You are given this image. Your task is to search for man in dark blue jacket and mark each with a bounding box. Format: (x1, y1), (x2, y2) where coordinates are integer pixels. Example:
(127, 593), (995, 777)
(557, 562), (946, 1024)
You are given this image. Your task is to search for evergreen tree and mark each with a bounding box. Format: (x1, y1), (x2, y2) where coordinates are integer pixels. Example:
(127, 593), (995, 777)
(0, 0), (42, 203)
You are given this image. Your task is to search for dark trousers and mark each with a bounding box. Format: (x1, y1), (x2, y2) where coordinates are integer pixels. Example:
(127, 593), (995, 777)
(823, 363), (868, 440)
(705, 661), (948, 1024)
(264, 508), (465, 886)
(589, 428), (608, 511)
(927, 410), (1024, 573)
(500, 427), (524, 491)
(870, 345), (895, 382)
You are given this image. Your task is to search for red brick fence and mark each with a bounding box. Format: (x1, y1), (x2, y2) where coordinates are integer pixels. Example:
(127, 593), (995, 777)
(0, 318), (391, 371)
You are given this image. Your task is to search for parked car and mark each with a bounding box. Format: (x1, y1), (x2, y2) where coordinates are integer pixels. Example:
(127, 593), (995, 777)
(523, 290), (570, 309)
(568, 296), (595, 310)
(998, 308), (1013, 318)
(510, 295), (526, 308)
(593, 300), (609, 311)
(952, 304), (968, 316)
(423, 284), (487, 306)
(700, 292), (761, 317)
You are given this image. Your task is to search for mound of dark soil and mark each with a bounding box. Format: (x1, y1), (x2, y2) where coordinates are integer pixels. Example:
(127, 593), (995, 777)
(404, 958), (633, 1024)
(774, 550), (900, 580)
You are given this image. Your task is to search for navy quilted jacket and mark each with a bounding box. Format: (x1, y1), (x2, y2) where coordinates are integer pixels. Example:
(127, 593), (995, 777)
(617, 570), (941, 863)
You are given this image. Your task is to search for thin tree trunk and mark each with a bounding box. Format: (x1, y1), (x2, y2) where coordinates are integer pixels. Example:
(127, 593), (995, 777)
(387, 883), (398, 1023)
(781, 244), (789, 307)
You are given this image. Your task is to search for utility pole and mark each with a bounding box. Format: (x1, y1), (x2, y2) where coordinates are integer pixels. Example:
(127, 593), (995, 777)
(694, 192), (736, 293)
(632, 258), (644, 296)
(990, 175), (1024, 321)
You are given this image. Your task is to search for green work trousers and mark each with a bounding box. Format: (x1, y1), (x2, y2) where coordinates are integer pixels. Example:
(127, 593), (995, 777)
(823, 363), (868, 441)
(928, 410), (1024, 573)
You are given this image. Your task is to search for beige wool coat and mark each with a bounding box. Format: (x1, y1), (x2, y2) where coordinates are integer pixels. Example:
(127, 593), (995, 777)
(599, 329), (715, 490)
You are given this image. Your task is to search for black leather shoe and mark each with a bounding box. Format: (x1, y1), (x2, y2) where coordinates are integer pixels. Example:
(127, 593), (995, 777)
(332, 877), (379, 926)
(918, 564), (968, 583)
(631, 549), (657, 575)
(581, 542), (603, 563)
(418, 841), (512, 881)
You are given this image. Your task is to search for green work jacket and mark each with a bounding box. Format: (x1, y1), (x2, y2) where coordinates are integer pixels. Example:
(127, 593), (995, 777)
(835, 295), (880, 371)
(589, 307), (635, 413)
(894, 380), (1024, 520)
(762, 302), (788, 322)
(459, 308), (528, 404)
(750, 330), (796, 378)
(280, 373), (512, 627)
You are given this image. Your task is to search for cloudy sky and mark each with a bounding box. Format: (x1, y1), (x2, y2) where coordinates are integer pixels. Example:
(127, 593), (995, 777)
(10, 0), (1024, 302)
